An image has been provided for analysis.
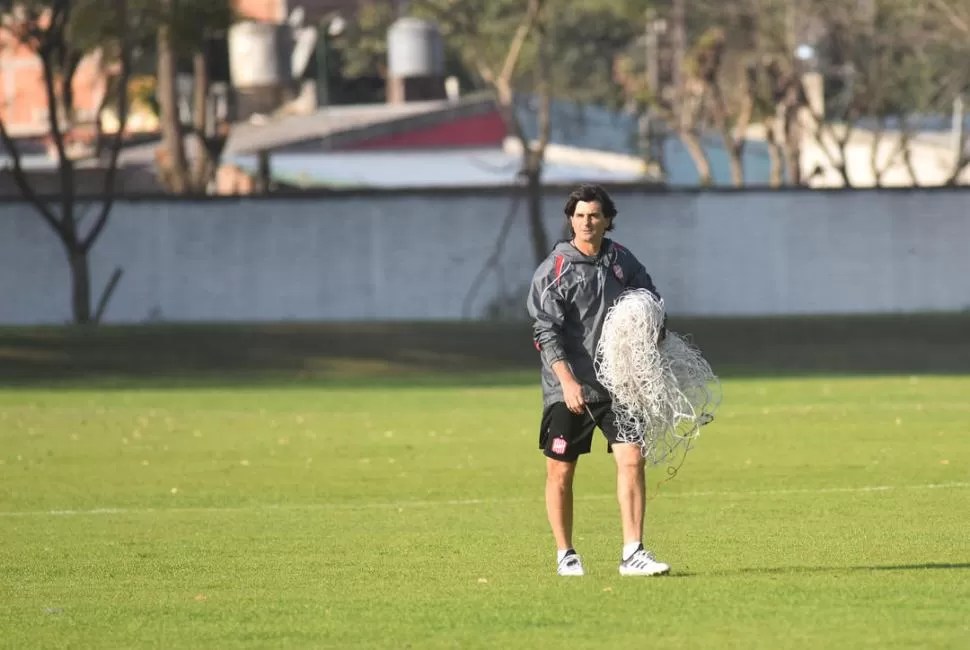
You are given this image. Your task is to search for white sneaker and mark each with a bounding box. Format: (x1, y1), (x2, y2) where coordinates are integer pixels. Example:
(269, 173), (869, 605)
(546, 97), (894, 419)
(618, 545), (670, 576)
(557, 551), (585, 576)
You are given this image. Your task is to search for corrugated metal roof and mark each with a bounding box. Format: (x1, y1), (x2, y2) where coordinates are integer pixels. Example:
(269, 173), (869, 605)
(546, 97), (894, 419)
(222, 92), (496, 156)
(223, 101), (439, 155)
(224, 147), (643, 188)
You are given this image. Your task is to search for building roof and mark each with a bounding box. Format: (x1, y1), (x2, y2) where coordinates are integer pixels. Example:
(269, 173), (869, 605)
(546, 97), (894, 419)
(224, 147), (645, 188)
(222, 91), (498, 156)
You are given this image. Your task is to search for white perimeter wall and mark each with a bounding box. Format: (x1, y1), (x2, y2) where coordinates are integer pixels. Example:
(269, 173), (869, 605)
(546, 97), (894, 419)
(2, 189), (969, 324)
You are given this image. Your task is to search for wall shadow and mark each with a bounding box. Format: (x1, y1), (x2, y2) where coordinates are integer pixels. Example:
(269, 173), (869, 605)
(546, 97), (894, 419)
(1, 313), (969, 389)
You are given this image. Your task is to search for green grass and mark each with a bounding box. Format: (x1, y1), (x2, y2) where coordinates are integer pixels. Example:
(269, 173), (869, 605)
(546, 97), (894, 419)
(1, 319), (969, 649)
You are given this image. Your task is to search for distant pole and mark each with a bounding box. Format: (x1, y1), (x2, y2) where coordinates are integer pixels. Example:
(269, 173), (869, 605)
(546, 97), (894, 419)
(645, 9), (658, 94)
(786, 0), (798, 56)
(671, 0), (685, 102)
(257, 150), (272, 193)
(315, 21), (330, 107)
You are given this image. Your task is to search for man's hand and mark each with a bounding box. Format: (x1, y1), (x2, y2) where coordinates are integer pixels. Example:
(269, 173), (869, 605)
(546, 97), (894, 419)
(552, 360), (585, 414)
(561, 377), (586, 414)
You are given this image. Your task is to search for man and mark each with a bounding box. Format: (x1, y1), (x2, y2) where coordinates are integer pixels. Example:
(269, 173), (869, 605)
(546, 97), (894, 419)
(526, 183), (670, 577)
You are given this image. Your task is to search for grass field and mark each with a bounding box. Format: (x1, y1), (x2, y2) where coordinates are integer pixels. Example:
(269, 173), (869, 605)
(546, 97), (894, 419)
(1, 318), (969, 649)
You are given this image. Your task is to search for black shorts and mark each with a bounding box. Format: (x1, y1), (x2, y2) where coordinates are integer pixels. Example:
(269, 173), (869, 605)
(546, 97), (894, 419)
(539, 401), (621, 462)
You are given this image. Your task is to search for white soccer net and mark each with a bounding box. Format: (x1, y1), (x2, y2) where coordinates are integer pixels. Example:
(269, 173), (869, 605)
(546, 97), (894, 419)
(594, 289), (721, 466)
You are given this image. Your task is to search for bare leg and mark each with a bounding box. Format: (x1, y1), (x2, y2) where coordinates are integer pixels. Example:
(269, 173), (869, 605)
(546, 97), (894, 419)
(545, 457), (577, 550)
(613, 443), (645, 544)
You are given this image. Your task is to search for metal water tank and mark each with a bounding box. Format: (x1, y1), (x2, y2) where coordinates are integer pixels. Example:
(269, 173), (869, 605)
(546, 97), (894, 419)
(228, 21), (287, 89)
(387, 18), (444, 78)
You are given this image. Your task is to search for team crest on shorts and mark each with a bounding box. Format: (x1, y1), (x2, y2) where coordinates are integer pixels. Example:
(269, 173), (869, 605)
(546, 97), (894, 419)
(612, 264), (624, 281)
(552, 436), (568, 455)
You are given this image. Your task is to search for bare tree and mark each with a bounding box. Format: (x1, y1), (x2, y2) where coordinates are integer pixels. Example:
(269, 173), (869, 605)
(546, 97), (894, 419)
(614, 35), (713, 185)
(614, 6), (765, 186)
(746, 56), (808, 187)
(678, 1), (810, 187)
(667, 0), (714, 184)
(926, 0), (970, 184)
(614, 0), (969, 188)
(691, 28), (757, 186)
(0, 0), (131, 324)
(799, 0), (970, 187)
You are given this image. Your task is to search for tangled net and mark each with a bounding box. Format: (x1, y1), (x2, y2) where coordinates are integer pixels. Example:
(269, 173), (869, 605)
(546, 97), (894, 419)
(594, 289), (721, 466)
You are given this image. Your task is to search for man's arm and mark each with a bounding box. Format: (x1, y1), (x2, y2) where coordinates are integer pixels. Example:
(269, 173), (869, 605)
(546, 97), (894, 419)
(527, 259), (568, 368)
(526, 261), (586, 413)
(628, 260), (660, 298)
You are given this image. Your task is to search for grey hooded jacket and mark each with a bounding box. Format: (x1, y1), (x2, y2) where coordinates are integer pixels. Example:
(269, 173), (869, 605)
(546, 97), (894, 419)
(526, 238), (661, 407)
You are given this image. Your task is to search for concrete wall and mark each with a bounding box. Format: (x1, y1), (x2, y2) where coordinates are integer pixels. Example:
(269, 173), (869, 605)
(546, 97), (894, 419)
(2, 189), (969, 325)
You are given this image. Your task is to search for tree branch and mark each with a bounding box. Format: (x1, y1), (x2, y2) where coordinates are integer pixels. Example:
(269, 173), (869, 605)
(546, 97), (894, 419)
(462, 0), (545, 104)
(83, 0), (131, 252)
(928, 0), (970, 35)
(944, 97), (969, 185)
(679, 129), (713, 185)
(804, 114), (846, 186)
(0, 116), (63, 233)
(497, 0), (544, 89)
(533, 22), (551, 161)
(875, 123), (914, 185)
(37, 20), (73, 221)
(707, 79), (746, 185)
(764, 117), (785, 187)
(734, 65), (756, 146)
(870, 115), (886, 185)
(802, 93), (857, 187)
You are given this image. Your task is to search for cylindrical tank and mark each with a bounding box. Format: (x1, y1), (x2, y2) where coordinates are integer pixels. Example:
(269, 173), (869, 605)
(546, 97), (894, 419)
(228, 21), (287, 89)
(386, 18), (444, 78)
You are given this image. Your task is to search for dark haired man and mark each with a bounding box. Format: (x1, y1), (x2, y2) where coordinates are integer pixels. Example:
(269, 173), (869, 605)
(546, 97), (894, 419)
(526, 184), (670, 577)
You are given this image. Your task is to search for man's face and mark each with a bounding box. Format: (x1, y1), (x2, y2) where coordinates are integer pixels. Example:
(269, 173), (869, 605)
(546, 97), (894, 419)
(570, 200), (611, 245)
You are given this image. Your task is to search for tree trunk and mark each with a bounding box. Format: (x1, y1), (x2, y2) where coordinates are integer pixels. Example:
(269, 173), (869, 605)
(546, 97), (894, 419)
(901, 142), (919, 186)
(157, 24), (189, 193)
(680, 131), (713, 186)
(782, 108), (802, 185)
(764, 118), (784, 186)
(784, 141), (802, 185)
(190, 51), (214, 192)
(525, 166), (548, 265)
(67, 245), (92, 325)
(768, 146), (784, 187)
(727, 147), (744, 186)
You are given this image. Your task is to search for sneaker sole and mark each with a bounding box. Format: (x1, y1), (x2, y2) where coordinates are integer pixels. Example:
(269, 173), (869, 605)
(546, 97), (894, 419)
(619, 567), (670, 576)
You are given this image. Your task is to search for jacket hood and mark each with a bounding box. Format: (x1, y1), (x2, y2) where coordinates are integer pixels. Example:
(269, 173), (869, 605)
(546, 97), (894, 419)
(551, 238), (616, 263)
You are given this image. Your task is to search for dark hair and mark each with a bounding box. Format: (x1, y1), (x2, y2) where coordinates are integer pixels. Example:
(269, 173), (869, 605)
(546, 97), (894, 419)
(563, 184), (618, 233)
